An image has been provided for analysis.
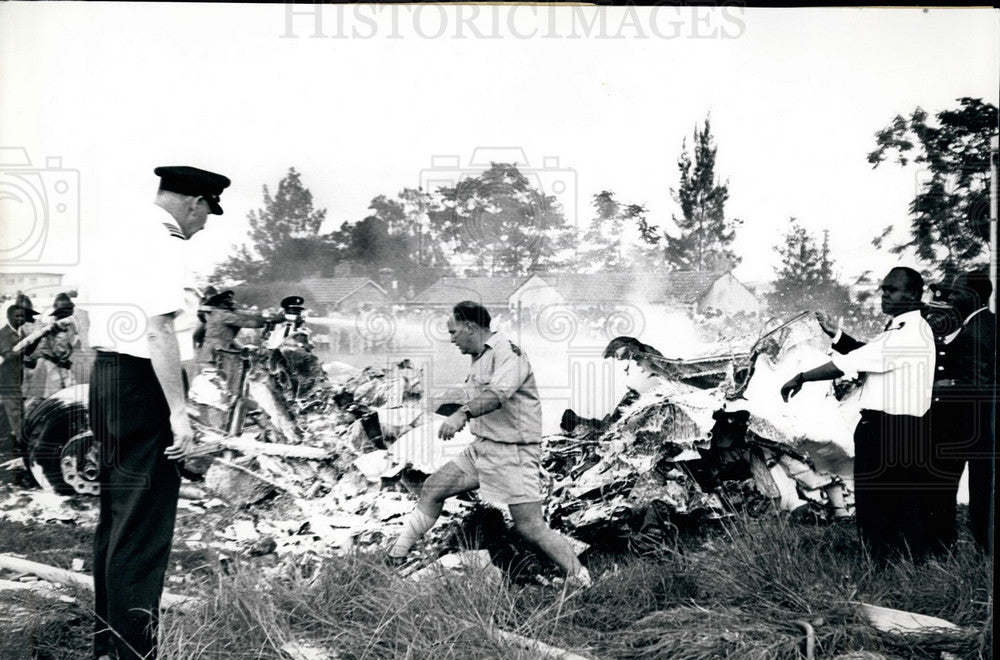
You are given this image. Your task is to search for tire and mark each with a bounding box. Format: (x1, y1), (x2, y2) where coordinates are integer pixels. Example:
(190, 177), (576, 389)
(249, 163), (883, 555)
(21, 384), (98, 496)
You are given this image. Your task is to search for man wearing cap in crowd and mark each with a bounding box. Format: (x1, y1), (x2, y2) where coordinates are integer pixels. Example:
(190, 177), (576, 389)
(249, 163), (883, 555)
(24, 292), (80, 398)
(264, 294), (309, 349)
(192, 284), (219, 354)
(85, 165), (230, 660)
(197, 289), (267, 365)
(928, 268), (996, 554)
(0, 294), (42, 464)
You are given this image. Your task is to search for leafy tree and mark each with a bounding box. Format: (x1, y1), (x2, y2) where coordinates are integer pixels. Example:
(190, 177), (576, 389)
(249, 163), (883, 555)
(575, 191), (652, 273)
(766, 219), (858, 320)
(333, 189), (453, 297)
(868, 97), (997, 275)
(429, 163), (576, 276)
(653, 118), (740, 272)
(576, 191), (625, 272)
(214, 167), (336, 283)
(366, 188), (452, 274)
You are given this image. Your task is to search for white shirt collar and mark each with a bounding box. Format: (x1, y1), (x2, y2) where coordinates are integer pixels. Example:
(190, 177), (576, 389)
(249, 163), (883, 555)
(887, 308), (922, 330)
(155, 205), (186, 240)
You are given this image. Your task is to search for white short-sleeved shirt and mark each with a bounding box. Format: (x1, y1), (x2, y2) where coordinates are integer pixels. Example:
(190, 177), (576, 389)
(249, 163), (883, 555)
(86, 205), (190, 360)
(465, 331), (543, 444)
(830, 309), (935, 417)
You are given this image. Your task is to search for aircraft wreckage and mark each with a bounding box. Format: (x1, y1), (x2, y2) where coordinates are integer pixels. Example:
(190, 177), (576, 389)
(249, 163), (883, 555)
(7, 312), (866, 575)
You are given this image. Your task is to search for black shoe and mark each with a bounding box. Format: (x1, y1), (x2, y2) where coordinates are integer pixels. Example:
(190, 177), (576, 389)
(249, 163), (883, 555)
(11, 466), (36, 489)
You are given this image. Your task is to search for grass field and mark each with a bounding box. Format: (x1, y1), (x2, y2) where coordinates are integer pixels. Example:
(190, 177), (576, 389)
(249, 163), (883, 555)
(5, 507), (992, 659)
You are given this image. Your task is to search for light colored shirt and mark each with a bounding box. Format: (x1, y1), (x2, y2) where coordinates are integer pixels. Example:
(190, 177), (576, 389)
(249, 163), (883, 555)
(465, 330), (542, 444)
(830, 309), (935, 417)
(86, 205), (192, 360)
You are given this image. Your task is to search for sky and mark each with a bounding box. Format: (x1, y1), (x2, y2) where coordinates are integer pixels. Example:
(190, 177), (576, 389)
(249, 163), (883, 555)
(1, 4), (998, 291)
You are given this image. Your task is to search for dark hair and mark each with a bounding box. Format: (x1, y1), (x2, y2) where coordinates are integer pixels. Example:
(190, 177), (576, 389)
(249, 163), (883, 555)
(963, 269), (993, 306)
(452, 301), (491, 329)
(888, 267), (924, 296)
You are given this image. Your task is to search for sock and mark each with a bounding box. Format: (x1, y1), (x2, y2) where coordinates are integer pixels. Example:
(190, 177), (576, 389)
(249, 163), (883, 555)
(389, 508), (437, 558)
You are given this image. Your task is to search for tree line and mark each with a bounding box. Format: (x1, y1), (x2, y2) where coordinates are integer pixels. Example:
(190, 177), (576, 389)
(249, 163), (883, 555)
(215, 98), (997, 319)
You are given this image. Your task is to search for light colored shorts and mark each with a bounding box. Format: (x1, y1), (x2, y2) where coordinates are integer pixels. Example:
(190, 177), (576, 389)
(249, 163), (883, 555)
(452, 437), (544, 505)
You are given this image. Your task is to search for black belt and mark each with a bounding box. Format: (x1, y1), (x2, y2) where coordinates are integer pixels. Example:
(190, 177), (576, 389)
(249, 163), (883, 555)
(94, 350), (151, 365)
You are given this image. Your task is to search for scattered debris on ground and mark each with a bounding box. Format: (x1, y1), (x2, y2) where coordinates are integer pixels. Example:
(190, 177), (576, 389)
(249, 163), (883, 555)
(2, 314), (863, 590)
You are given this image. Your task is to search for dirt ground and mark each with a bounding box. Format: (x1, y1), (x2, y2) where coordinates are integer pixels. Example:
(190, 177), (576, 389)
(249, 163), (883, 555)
(0, 482), (233, 659)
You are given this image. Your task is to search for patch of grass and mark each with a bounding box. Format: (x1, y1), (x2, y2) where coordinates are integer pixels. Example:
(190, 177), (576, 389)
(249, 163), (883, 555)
(0, 588), (93, 660)
(0, 520), (92, 571)
(7, 506), (983, 659)
(157, 512), (992, 659)
(161, 552), (584, 659)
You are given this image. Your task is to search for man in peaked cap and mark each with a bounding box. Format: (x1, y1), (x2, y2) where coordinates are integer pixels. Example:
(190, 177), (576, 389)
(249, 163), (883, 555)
(49, 292), (75, 320)
(0, 294), (42, 459)
(928, 269), (996, 554)
(154, 165), (230, 215)
(29, 292), (80, 396)
(264, 295), (309, 349)
(193, 285), (220, 353)
(197, 290), (267, 366)
(86, 165), (229, 660)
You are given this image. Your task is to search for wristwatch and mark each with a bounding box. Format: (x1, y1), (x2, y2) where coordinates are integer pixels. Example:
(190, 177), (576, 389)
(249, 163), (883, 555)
(459, 404), (472, 419)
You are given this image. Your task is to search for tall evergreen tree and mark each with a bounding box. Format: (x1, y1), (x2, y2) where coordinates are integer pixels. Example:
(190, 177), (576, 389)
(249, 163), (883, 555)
(661, 118), (740, 272)
(766, 219), (856, 319)
(868, 97), (997, 275)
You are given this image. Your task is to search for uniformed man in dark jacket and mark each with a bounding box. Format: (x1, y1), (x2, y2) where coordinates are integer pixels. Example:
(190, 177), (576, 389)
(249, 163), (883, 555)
(928, 269), (996, 554)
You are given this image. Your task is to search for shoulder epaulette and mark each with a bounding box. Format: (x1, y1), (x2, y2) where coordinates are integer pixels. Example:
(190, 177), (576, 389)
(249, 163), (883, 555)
(162, 223), (186, 240)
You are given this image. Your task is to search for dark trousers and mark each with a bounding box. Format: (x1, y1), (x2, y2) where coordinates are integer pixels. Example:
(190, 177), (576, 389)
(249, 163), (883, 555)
(89, 352), (180, 659)
(1, 392), (24, 454)
(853, 410), (945, 563)
(931, 399), (995, 554)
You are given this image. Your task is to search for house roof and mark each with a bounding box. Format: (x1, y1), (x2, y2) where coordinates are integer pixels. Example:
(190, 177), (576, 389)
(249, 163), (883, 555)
(666, 272), (730, 304)
(409, 276), (533, 305)
(299, 277), (387, 307)
(539, 272), (726, 305)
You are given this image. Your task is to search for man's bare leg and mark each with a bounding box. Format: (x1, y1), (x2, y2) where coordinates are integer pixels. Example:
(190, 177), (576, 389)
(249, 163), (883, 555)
(389, 461), (479, 558)
(508, 501), (585, 578)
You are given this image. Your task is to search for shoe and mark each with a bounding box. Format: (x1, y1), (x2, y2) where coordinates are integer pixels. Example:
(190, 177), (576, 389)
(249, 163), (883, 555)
(11, 466), (35, 489)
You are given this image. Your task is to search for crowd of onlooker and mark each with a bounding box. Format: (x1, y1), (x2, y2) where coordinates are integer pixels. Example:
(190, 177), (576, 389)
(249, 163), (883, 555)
(0, 290), (86, 465)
